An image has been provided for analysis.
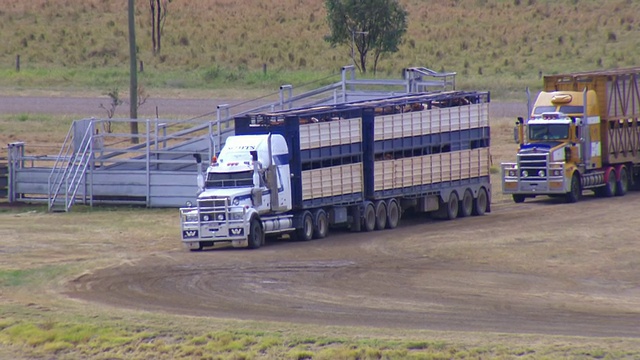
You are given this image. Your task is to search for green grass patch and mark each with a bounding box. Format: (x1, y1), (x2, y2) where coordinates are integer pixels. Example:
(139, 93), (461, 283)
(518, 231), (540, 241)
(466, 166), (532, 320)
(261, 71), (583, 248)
(0, 309), (638, 359)
(0, 265), (69, 287)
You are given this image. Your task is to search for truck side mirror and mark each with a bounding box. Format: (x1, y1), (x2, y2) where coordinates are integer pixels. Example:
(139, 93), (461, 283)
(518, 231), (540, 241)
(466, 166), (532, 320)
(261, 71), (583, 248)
(193, 153), (202, 164)
(514, 117), (525, 144)
(197, 173), (205, 190)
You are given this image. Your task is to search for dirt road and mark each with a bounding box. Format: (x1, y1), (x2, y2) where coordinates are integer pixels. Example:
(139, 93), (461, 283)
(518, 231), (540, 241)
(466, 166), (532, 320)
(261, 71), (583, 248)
(67, 194), (640, 338)
(0, 95), (528, 119)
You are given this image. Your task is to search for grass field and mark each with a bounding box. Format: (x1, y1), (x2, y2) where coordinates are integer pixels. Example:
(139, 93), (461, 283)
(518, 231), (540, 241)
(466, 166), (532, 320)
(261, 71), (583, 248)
(1, 0), (639, 98)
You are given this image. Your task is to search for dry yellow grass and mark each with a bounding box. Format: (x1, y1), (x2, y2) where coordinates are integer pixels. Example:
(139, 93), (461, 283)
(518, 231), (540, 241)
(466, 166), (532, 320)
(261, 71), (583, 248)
(1, 0), (639, 94)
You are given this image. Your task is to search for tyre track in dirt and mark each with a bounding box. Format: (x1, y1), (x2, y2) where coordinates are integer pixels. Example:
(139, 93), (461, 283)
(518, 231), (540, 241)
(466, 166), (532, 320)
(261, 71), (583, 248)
(66, 196), (640, 338)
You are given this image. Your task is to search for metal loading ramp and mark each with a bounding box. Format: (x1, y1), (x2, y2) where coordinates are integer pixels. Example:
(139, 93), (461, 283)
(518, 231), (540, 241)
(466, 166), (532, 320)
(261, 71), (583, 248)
(5, 66), (457, 211)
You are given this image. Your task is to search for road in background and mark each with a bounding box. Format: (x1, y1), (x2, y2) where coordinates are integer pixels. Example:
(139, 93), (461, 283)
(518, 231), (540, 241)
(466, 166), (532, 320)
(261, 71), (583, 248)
(0, 96), (527, 119)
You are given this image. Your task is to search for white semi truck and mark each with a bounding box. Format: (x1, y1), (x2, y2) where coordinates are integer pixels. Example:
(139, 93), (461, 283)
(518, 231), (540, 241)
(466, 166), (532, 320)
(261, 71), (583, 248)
(180, 91), (491, 250)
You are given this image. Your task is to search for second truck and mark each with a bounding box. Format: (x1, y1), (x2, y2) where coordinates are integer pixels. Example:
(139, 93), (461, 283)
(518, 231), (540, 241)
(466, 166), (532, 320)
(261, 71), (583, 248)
(502, 67), (640, 203)
(180, 91), (491, 249)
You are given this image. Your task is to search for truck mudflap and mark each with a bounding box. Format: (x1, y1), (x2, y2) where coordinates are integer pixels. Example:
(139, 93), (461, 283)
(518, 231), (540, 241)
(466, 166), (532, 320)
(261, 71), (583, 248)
(501, 161), (568, 195)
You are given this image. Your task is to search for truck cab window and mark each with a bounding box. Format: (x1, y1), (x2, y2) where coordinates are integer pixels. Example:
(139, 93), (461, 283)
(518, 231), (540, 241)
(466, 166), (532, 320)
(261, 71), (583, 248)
(206, 171), (254, 188)
(529, 124), (569, 140)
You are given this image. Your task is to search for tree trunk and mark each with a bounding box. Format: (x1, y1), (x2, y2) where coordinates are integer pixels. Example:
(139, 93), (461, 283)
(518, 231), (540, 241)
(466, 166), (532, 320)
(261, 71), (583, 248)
(150, 0), (157, 55)
(156, 0), (162, 54)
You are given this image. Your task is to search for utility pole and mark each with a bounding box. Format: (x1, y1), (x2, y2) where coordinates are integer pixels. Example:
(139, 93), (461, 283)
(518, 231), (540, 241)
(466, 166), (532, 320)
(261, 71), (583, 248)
(128, 0), (139, 143)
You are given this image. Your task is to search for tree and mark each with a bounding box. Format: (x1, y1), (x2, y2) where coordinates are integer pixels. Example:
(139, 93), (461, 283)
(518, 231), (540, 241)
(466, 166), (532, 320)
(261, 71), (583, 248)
(324, 0), (407, 74)
(99, 88), (123, 133)
(150, 0), (171, 55)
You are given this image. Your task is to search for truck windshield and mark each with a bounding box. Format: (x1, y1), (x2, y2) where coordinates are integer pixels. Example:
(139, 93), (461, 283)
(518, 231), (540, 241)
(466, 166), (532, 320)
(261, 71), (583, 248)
(529, 124), (569, 140)
(206, 170), (254, 188)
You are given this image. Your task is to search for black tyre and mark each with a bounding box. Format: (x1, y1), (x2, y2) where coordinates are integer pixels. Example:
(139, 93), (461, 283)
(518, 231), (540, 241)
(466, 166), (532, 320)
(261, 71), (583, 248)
(472, 187), (488, 216)
(386, 199), (400, 229)
(248, 217), (264, 249)
(512, 194), (525, 203)
(374, 201), (387, 230)
(445, 192), (459, 220)
(459, 189), (473, 217)
(313, 209), (329, 239)
(602, 169), (616, 197)
(363, 203), (376, 232)
(565, 173), (581, 203)
(295, 211), (314, 241)
(616, 166), (629, 196)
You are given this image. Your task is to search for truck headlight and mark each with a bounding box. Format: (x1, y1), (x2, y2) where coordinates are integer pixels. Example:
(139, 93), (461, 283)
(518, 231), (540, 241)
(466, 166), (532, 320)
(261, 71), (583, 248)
(508, 170), (516, 177)
(184, 213), (198, 222)
(217, 213), (226, 221)
(552, 169), (562, 176)
(521, 170), (528, 177)
(538, 170), (545, 177)
(232, 197), (240, 205)
(230, 212), (244, 221)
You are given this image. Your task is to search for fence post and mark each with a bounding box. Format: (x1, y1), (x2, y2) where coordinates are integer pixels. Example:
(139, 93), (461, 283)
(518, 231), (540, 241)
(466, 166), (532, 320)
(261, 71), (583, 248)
(0, 156), (8, 200)
(146, 118), (151, 207)
(15, 55), (20, 72)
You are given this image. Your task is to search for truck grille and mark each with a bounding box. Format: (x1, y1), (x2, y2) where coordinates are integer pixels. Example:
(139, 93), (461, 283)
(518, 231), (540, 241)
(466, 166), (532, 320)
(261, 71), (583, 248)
(517, 153), (548, 179)
(198, 198), (229, 221)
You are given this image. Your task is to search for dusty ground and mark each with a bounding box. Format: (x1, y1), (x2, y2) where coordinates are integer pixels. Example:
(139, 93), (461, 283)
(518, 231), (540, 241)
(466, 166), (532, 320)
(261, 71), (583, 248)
(5, 97), (640, 339)
(65, 194), (640, 338)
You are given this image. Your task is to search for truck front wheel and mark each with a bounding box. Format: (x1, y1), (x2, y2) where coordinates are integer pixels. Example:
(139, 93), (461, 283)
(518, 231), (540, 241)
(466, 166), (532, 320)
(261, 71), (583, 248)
(248, 218), (264, 249)
(512, 194), (525, 203)
(565, 173), (581, 203)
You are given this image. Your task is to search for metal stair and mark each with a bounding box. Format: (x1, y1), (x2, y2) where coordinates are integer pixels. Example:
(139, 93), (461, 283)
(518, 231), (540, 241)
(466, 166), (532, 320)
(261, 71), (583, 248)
(5, 65), (457, 211)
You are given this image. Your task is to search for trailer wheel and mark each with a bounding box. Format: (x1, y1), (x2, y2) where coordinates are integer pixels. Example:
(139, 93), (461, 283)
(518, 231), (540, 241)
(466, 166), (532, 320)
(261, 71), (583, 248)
(512, 194), (525, 203)
(445, 192), (459, 220)
(602, 169), (616, 197)
(386, 199), (400, 229)
(313, 209), (329, 239)
(374, 201), (387, 230)
(616, 166), (629, 196)
(294, 211), (314, 241)
(472, 187), (488, 216)
(248, 217), (264, 249)
(565, 173), (581, 203)
(363, 202), (376, 232)
(459, 189), (473, 217)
